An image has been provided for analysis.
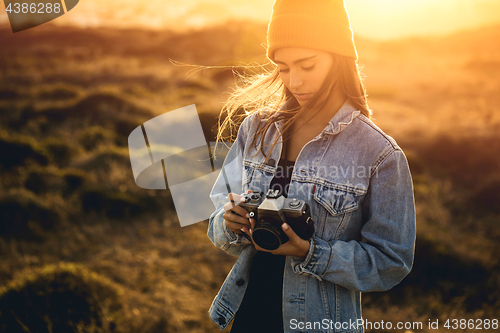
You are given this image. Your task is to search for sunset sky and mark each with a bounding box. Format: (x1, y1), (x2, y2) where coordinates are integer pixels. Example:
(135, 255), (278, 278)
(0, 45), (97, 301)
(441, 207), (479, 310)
(0, 0), (499, 40)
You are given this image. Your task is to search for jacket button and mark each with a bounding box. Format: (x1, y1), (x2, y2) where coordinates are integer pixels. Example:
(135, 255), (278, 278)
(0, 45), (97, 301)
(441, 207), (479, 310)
(267, 158), (275, 166)
(236, 278), (245, 286)
(218, 316), (226, 325)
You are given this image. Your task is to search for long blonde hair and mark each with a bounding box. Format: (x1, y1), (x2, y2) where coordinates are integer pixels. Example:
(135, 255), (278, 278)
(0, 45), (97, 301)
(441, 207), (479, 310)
(215, 53), (371, 162)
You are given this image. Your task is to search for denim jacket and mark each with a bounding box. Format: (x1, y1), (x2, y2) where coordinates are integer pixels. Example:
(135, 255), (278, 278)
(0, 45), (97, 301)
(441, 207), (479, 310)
(207, 100), (416, 332)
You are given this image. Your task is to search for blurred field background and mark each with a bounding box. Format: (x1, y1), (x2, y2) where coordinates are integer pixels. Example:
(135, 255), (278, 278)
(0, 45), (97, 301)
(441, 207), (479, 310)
(0, 1), (500, 332)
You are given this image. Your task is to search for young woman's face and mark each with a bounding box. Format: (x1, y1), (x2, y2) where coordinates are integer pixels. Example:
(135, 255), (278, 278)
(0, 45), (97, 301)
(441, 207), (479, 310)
(274, 47), (334, 106)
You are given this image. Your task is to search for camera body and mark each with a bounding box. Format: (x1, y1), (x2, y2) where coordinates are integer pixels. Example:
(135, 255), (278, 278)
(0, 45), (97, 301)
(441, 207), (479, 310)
(238, 189), (314, 250)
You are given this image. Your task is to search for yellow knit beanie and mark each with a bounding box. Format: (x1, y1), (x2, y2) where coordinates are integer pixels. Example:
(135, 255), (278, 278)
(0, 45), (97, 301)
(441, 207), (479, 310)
(267, 0), (358, 61)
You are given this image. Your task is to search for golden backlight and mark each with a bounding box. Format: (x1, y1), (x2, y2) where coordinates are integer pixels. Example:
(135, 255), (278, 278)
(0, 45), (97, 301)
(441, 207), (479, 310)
(1, 0), (499, 39)
(0, 0), (499, 332)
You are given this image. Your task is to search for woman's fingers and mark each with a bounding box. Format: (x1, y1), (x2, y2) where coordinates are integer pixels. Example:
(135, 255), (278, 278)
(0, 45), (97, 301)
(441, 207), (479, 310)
(223, 191), (255, 234)
(223, 192), (252, 219)
(225, 220), (250, 234)
(223, 210), (251, 234)
(223, 210), (250, 225)
(226, 192), (244, 204)
(225, 221), (245, 234)
(249, 218), (255, 229)
(223, 201), (249, 218)
(224, 193), (247, 212)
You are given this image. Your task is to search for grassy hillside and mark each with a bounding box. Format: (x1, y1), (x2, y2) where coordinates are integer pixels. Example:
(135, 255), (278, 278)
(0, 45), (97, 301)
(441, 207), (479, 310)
(0, 22), (499, 332)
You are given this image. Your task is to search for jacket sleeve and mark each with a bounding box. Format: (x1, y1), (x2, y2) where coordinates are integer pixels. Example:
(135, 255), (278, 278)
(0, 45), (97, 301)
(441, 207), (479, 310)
(291, 148), (416, 292)
(207, 116), (254, 257)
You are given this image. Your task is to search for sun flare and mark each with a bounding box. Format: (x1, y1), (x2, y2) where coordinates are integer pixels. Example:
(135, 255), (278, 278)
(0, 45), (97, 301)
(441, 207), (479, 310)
(1, 0), (499, 40)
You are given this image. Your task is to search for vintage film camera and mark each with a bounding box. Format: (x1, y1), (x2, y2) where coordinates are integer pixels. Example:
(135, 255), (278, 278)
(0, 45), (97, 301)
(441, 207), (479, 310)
(238, 189), (314, 250)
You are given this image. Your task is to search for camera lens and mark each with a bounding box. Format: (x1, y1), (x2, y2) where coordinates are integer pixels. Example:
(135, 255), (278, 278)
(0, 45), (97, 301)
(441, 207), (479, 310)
(252, 217), (283, 250)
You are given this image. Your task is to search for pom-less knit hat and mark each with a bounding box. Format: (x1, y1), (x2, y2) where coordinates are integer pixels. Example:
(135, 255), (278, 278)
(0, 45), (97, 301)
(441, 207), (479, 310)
(267, 0), (357, 61)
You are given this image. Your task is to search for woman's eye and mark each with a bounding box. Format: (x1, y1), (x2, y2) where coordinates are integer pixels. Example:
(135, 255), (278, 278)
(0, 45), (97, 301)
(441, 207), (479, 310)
(302, 65), (315, 71)
(279, 68), (290, 73)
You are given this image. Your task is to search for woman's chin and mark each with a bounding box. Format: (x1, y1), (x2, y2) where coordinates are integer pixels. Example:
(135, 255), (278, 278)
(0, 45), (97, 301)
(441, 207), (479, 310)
(295, 99), (309, 106)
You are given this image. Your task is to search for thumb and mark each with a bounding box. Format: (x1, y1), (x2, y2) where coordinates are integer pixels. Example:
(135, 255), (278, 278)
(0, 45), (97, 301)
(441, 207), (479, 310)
(281, 223), (299, 241)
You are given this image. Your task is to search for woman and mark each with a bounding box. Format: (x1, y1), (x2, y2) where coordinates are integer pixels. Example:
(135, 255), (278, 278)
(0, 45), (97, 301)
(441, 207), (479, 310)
(208, 1), (416, 332)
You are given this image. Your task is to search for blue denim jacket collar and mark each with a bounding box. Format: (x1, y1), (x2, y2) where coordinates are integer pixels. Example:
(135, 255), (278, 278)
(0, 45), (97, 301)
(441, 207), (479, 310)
(274, 99), (362, 136)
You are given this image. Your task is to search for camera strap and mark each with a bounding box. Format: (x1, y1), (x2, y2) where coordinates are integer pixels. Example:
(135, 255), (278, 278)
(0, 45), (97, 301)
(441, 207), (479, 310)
(282, 126), (289, 164)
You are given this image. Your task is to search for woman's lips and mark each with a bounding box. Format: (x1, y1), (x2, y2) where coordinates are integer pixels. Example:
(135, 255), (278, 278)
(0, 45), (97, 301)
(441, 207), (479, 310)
(294, 93), (312, 100)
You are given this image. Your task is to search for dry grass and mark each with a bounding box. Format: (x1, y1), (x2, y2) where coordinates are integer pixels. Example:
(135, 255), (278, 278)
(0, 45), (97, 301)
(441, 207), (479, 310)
(0, 22), (499, 332)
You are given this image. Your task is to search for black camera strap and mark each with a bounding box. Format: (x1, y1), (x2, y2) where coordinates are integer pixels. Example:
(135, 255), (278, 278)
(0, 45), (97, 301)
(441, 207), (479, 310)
(284, 125), (297, 162)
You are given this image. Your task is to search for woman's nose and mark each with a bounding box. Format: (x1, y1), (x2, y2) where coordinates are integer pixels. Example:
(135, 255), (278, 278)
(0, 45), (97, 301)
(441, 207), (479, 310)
(288, 70), (304, 90)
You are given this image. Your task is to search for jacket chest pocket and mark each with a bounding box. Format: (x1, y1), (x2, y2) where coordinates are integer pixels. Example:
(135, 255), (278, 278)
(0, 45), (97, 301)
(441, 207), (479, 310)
(242, 165), (273, 194)
(313, 185), (361, 241)
(242, 165), (253, 191)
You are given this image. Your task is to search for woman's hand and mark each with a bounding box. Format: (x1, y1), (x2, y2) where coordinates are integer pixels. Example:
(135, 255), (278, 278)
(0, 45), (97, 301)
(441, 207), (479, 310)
(241, 219), (310, 258)
(223, 191), (252, 234)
